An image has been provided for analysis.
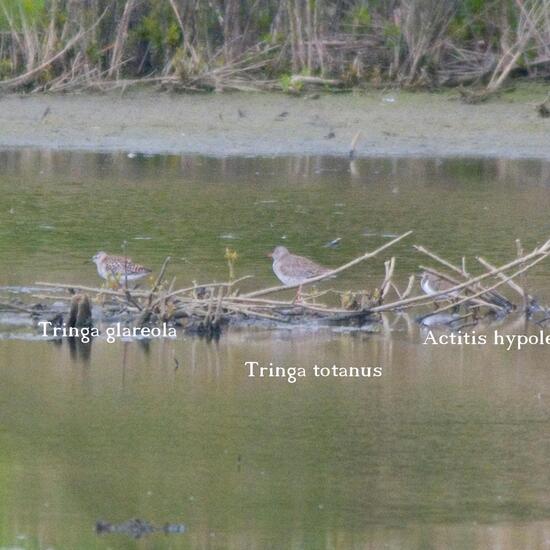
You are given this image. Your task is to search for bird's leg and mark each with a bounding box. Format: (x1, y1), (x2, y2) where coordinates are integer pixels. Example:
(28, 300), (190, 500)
(293, 285), (303, 304)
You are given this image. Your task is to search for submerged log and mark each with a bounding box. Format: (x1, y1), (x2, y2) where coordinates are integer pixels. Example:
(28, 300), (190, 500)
(67, 294), (93, 329)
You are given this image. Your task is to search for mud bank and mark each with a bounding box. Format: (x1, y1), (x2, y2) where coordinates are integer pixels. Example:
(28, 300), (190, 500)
(1, 86), (548, 158)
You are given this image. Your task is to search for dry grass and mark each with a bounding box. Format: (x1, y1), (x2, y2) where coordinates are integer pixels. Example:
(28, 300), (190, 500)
(0, 0), (547, 94)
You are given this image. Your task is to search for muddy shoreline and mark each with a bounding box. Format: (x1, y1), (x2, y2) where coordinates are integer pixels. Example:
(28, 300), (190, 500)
(1, 86), (549, 159)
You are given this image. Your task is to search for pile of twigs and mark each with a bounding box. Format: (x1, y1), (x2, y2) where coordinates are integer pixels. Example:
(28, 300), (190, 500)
(2, 232), (550, 338)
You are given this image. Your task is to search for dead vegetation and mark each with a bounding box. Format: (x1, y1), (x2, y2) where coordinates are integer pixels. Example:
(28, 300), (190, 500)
(0, 0), (547, 95)
(2, 232), (550, 340)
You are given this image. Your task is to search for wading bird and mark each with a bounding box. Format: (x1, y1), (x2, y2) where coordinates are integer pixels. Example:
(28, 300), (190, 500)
(92, 251), (151, 287)
(420, 271), (461, 309)
(268, 246), (331, 302)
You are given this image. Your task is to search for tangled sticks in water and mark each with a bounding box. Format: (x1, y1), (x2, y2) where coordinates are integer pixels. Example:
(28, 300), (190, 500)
(3, 231), (550, 337)
(96, 518), (186, 539)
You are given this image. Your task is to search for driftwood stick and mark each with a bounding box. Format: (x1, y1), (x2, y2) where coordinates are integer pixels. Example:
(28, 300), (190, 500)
(222, 296), (294, 306)
(390, 283), (402, 300)
(222, 302), (287, 322)
(190, 294), (348, 315)
(31, 294), (73, 301)
(124, 289), (143, 311)
(414, 245), (465, 276)
(516, 239), (529, 311)
(213, 287), (225, 325)
(418, 265), (504, 310)
(381, 257), (395, 299)
(419, 254), (548, 318)
(142, 255), (171, 312)
(168, 277), (176, 293)
(169, 295), (290, 307)
(477, 256), (533, 308)
(400, 274), (416, 299)
(0, 301), (35, 313)
(150, 275), (252, 308)
(371, 237), (550, 313)
(35, 282), (140, 297)
(415, 244), (511, 306)
(204, 289), (216, 324)
(296, 303), (350, 315)
(151, 257), (171, 296)
(244, 230), (413, 298)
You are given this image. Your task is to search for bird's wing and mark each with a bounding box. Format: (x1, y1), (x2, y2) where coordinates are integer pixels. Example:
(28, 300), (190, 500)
(281, 254), (330, 279)
(105, 255), (151, 274)
(439, 278), (458, 292)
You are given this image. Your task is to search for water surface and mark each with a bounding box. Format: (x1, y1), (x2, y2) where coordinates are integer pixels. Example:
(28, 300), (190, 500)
(1, 151), (550, 549)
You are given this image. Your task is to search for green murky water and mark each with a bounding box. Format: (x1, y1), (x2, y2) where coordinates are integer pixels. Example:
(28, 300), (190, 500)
(1, 151), (550, 549)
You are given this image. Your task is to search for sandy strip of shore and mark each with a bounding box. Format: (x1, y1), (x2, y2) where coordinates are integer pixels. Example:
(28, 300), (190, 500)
(1, 87), (548, 158)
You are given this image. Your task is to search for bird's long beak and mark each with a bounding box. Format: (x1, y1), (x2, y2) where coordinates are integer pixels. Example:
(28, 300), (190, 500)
(266, 252), (273, 258)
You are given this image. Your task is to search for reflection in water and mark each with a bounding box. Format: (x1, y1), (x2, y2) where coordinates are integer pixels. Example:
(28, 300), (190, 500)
(2, 148), (549, 186)
(67, 337), (92, 364)
(1, 328), (550, 548)
(1, 151), (550, 549)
